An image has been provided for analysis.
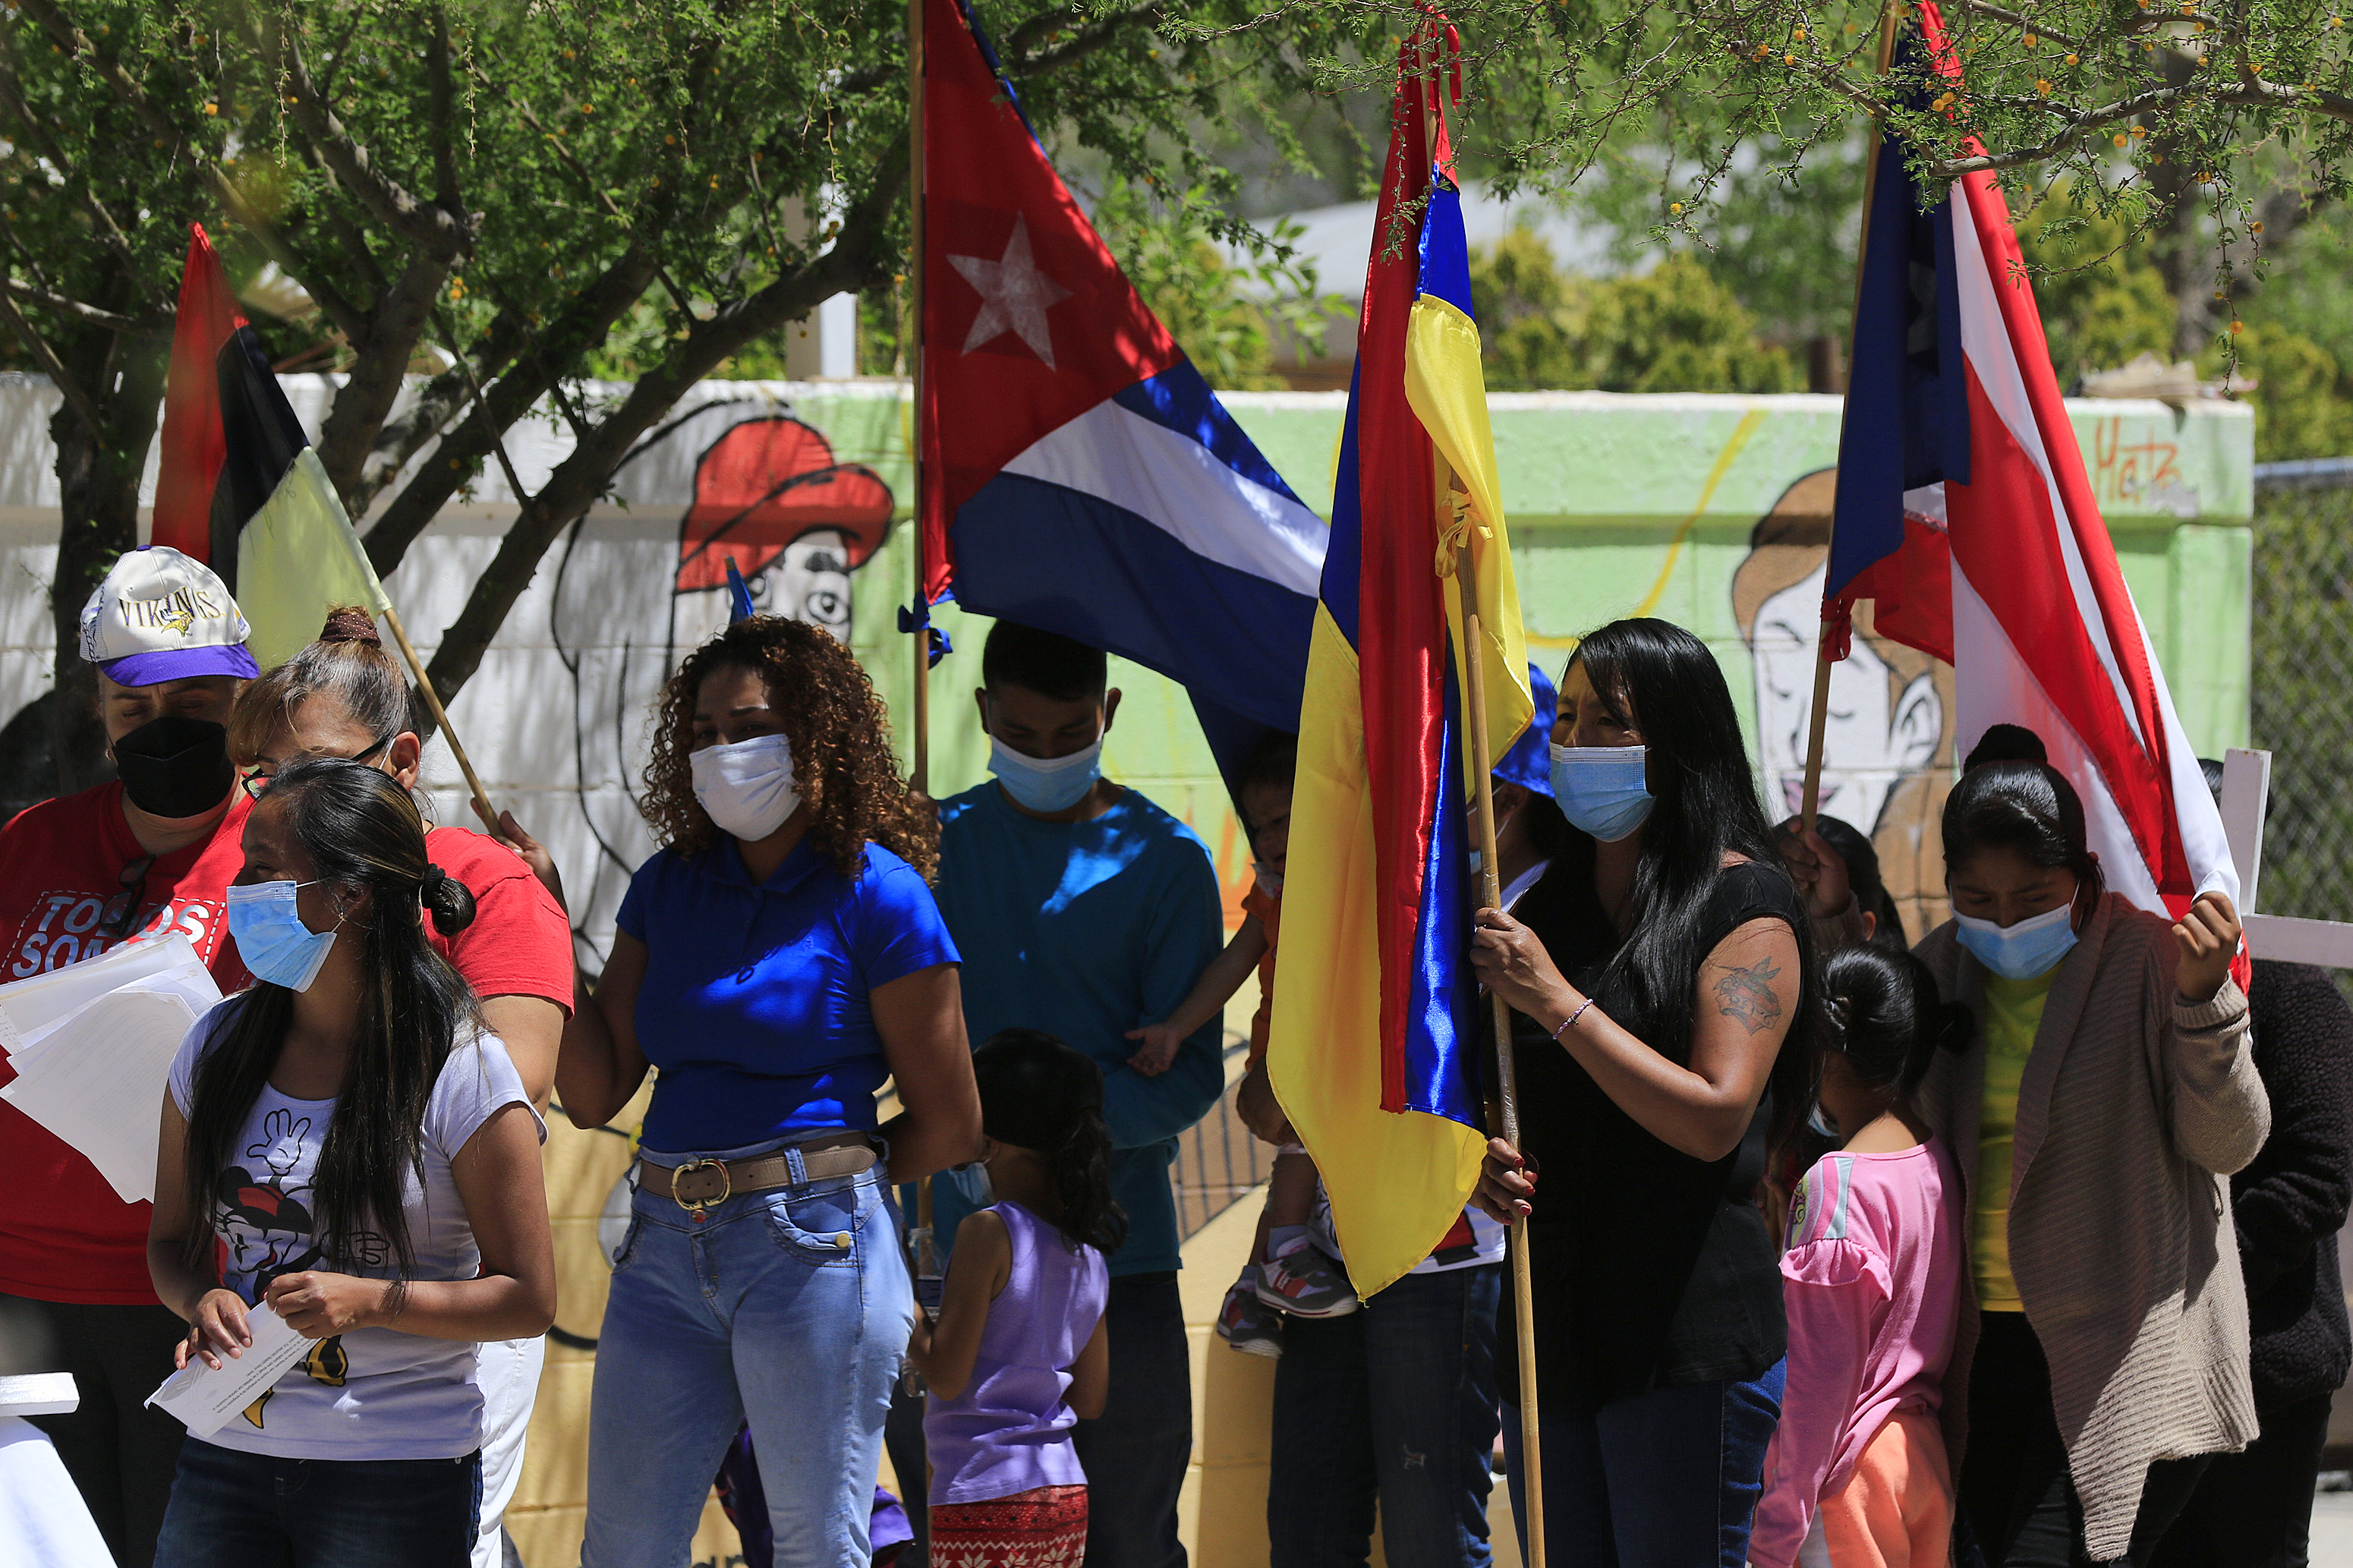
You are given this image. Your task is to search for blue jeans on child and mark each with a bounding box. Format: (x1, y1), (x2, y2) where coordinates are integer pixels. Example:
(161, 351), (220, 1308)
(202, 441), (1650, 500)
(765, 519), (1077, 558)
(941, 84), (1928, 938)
(1268, 1262), (1503, 1567)
(152, 1439), (480, 1567)
(1503, 1359), (1784, 1568)
(581, 1159), (912, 1568)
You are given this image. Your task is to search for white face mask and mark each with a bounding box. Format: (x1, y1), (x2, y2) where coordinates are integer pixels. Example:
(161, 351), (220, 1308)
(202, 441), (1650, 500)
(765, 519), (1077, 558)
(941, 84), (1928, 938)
(691, 733), (801, 842)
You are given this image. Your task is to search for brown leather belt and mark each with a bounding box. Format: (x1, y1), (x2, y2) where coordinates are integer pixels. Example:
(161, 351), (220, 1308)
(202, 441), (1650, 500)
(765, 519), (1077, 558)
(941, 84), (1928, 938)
(638, 1132), (878, 1213)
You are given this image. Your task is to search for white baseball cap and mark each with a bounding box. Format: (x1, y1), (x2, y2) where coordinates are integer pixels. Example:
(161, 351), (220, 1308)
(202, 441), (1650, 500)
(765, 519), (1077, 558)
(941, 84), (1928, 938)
(79, 546), (259, 686)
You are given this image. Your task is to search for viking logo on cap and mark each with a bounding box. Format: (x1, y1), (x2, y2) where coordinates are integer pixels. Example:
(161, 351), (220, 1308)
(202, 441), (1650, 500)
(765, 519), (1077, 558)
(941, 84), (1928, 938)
(124, 587), (219, 638)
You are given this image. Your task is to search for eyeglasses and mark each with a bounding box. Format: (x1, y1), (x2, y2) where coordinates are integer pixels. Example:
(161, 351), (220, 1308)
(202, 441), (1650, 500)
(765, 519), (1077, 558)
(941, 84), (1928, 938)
(241, 735), (394, 800)
(99, 855), (158, 940)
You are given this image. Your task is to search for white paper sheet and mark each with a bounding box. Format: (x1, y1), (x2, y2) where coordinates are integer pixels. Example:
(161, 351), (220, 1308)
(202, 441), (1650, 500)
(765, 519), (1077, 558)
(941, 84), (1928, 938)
(0, 934), (206, 1054)
(0, 986), (200, 1203)
(143, 1302), (309, 1440)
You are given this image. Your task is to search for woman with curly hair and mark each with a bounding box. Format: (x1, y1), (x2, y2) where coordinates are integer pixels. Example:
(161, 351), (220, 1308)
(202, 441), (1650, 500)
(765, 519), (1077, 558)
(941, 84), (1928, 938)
(556, 616), (981, 1568)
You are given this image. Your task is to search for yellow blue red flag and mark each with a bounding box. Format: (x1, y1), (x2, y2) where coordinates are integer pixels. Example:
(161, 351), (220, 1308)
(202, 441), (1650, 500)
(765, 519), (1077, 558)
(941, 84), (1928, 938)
(1266, 27), (1532, 1299)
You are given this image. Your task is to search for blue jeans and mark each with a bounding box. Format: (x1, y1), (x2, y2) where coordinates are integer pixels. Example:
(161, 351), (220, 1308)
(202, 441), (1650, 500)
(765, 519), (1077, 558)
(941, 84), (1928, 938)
(1268, 1263), (1502, 1568)
(153, 1437), (480, 1567)
(581, 1162), (912, 1568)
(1503, 1359), (1784, 1568)
(1069, 1271), (1192, 1568)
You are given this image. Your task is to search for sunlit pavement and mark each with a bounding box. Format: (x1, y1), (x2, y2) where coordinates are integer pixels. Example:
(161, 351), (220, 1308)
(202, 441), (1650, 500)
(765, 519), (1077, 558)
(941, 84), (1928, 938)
(2313, 1485), (2353, 1564)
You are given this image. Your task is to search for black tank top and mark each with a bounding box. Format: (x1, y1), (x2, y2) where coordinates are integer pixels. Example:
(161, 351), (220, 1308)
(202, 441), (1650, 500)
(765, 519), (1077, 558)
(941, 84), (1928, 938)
(1494, 858), (1801, 1412)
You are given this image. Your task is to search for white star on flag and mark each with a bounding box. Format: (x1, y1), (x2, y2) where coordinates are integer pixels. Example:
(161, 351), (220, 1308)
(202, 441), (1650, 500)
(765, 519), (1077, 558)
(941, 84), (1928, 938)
(948, 215), (1071, 369)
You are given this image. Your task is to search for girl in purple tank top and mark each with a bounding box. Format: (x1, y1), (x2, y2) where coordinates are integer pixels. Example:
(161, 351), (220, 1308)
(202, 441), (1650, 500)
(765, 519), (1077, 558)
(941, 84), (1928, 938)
(909, 1029), (1122, 1567)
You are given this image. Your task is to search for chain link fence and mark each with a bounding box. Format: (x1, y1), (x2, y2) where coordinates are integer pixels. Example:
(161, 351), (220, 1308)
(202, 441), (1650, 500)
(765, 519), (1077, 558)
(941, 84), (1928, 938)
(2251, 462), (2353, 975)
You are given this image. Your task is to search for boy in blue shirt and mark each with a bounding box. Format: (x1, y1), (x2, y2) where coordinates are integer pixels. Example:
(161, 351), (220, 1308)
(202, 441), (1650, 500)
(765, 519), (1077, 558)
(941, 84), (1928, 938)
(931, 622), (1225, 1568)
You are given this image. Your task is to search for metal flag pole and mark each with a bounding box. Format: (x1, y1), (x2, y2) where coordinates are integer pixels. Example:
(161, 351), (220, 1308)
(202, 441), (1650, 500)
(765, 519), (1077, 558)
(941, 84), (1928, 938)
(906, 0), (941, 1304)
(908, 0), (932, 802)
(1800, 0), (1905, 830)
(1414, 20), (1544, 1563)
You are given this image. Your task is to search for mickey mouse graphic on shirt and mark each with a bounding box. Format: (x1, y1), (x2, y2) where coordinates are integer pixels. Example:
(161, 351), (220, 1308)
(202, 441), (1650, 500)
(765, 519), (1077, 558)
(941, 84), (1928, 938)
(215, 1108), (386, 1428)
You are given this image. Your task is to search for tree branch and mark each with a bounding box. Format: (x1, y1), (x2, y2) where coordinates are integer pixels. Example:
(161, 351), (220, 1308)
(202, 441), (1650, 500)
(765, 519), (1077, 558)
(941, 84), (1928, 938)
(314, 247), (456, 503)
(361, 243), (665, 578)
(0, 39), (156, 301)
(0, 285), (106, 436)
(419, 151), (908, 703)
(245, 8), (472, 260)
(2, 276), (165, 334)
(427, 6), (462, 213)
(1005, 4), (1165, 78)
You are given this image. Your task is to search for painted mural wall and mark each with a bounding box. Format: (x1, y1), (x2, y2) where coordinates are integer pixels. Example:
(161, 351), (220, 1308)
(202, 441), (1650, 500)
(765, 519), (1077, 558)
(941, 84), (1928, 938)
(0, 377), (2254, 964)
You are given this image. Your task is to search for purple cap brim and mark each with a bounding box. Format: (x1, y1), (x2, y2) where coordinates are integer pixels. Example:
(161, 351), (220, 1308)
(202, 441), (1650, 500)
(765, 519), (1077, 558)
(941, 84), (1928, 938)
(96, 643), (260, 687)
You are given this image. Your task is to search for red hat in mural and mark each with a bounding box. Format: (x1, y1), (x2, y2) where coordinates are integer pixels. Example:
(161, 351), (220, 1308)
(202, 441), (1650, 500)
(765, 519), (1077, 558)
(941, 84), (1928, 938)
(675, 417), (894, 593)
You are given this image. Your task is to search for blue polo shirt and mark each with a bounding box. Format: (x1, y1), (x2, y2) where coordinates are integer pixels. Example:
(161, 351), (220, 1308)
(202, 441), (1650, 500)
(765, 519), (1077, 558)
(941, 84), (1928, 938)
(930, 782), (1225, 1276)
(616, 836), (959, 1154)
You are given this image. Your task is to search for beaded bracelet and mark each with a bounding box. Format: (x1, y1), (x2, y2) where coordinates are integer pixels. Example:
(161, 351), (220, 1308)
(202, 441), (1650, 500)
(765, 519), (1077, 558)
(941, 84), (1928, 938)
(1551, 997), (1595, 1042)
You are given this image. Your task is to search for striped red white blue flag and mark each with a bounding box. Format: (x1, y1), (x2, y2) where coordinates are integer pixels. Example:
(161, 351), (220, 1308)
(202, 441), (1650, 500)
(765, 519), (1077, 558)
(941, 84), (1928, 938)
(1829, 0), (2238, 923)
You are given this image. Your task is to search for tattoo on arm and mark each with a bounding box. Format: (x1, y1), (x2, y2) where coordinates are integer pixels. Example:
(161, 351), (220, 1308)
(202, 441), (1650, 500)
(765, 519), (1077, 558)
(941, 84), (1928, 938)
(1711, 956), (1784, 1035)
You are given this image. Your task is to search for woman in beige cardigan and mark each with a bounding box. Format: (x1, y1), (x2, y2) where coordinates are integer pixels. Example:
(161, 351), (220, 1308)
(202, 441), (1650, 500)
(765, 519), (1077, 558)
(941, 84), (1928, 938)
(1913, 757), (2266, 1566)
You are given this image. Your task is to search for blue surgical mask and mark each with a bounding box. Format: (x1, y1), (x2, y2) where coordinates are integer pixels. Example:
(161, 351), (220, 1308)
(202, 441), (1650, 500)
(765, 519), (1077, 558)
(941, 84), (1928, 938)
(1955, 902), (2079, 981)
(1548, 744), (1655, 843)
(946, 1160), (996, 1208)
(1807, 1104), (1840, 1139)
(225, 879), (341, 993)
(988, 735), (1102, 814)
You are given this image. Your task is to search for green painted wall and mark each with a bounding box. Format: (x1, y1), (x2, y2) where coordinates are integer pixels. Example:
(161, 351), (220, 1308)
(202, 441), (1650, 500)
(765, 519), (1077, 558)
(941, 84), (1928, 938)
(801, 384), (2253, 928)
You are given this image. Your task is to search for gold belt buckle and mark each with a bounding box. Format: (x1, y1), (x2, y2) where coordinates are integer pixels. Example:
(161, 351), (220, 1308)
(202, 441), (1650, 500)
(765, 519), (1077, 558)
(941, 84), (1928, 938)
(669, 1157), (732, 1214)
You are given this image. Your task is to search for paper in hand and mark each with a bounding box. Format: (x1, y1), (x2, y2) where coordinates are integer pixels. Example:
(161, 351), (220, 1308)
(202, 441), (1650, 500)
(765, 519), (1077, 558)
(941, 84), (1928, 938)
(0, 934), (220, 1204)
(145, 1301), (309, 1440)
(0, 934), (208, 1056)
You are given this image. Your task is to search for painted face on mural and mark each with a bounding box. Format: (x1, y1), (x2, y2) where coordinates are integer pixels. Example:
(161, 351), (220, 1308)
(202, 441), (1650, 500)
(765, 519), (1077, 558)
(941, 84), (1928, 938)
(672, 527), (855, 650)
(1750, 559), (1942, 830)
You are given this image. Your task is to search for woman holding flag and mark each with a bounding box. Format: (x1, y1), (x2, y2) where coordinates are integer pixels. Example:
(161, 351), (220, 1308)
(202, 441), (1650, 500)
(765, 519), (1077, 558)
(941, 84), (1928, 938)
(1911, 754), (2262, 1566)
(1468, 617), (1824, 1568)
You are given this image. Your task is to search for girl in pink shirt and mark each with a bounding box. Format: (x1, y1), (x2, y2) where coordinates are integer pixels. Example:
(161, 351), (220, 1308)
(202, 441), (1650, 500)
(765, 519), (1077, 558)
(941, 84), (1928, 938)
(1752, 946), (1970, 1568)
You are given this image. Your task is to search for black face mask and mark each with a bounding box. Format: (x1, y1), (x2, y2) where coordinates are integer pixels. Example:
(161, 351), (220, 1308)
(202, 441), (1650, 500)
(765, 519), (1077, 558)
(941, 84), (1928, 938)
(113, 716), (235, 820)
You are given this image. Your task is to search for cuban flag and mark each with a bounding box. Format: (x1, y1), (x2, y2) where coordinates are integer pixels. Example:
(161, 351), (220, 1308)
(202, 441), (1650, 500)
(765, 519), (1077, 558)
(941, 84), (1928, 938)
(918, 0), (1324, 754)
(1827, 0), (2238, 930)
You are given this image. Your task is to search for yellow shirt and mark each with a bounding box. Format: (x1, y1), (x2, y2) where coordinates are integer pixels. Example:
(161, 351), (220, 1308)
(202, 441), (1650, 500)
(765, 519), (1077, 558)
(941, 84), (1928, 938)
(1975, 968), (2056, 1311)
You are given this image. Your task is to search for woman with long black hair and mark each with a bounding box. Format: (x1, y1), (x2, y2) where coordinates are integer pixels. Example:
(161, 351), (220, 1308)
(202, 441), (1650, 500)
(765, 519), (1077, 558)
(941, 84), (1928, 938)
(146, 758), (554, 1567)
(1469, 617), (1823, 1568)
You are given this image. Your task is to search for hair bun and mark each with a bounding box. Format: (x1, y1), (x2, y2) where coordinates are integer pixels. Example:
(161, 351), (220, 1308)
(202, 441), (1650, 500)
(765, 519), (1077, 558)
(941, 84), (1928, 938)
(319, 606), (383, 647)
(420, 862), (477, 937)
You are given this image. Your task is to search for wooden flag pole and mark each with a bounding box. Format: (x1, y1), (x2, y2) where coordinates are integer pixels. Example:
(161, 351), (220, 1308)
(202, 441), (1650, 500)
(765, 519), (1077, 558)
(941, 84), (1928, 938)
(1449, 486), (1548, 1568)
(1799, 0), (1905, 833)
(906, 0), (939, 1284)
(1413, 27), (1544, 1564)
(376, 603), (499, 833)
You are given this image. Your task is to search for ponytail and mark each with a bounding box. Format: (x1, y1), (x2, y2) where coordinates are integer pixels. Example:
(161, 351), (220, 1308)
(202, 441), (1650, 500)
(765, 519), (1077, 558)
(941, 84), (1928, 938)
(1821, 945), (1973, 1100)
(421, 864), (477, 936)
(970, 1028), (1126, 1256)
(1050, 1105), (1127, 1256)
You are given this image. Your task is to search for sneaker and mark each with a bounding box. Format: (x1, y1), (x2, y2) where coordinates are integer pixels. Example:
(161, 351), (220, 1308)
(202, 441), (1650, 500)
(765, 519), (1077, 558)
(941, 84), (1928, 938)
(1217, 1267), (1286, 1358)
(1255, 1244), (1360, 1318)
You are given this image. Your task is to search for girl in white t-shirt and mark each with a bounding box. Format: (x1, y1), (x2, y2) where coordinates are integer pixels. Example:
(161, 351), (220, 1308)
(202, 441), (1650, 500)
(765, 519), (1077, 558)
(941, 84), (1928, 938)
(146, 758), (554, 1568)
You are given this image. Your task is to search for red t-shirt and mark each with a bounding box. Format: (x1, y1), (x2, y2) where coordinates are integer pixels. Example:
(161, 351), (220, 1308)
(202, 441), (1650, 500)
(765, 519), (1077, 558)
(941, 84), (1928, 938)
(0, 783), (257, 1304)
(0, 804), (574, 1306)
(420, 826), (575, 1015)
